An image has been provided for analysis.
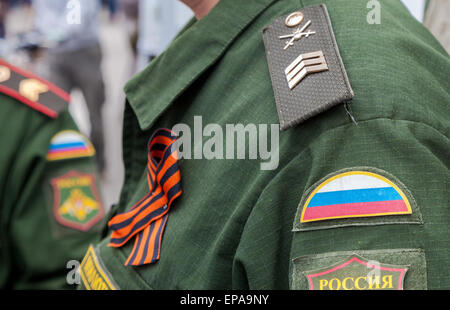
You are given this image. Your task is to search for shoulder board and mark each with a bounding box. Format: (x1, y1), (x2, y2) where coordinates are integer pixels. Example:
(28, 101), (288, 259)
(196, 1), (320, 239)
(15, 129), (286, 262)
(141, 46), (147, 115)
(262, 4), (353, 130)
(0, 58), (70, 118)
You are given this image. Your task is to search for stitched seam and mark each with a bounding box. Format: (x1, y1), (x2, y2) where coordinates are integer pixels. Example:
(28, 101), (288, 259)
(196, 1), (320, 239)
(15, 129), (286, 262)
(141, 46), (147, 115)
(254, 116), (449, 227)
(286, 117), (450, 173)
(232, 117), (447, 272)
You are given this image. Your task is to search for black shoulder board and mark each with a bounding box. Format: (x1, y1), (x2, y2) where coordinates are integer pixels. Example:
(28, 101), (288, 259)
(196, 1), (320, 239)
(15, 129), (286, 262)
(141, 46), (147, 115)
(0, 58), (69, 118)
(262, 4), (353, 130)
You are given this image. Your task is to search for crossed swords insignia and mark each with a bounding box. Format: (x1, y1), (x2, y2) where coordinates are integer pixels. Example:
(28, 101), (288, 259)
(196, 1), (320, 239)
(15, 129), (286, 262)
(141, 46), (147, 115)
(279, 20), (315, 50)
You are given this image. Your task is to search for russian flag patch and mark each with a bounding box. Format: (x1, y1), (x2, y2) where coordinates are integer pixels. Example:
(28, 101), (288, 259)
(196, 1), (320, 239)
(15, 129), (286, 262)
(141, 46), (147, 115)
(300, 169), (413, 223)
(47, 130), (95, 161)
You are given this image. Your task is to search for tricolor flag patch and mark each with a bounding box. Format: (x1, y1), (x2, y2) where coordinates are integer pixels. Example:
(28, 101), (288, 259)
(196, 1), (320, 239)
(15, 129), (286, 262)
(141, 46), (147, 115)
(47, 130), (95, 161)
(300, 169), (413, 223)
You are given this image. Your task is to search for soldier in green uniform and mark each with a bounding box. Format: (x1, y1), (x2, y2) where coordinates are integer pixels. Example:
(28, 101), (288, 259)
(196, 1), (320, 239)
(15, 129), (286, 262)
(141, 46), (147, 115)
(79, 0), (449, 290)
(0, 59), (105, 289)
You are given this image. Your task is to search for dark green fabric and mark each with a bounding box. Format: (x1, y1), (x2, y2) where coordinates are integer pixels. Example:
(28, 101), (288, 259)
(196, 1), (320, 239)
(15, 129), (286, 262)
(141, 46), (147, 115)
(292, 249), (426, 290)
(0, 93), (104, 289)
(87, 0), (449, 289)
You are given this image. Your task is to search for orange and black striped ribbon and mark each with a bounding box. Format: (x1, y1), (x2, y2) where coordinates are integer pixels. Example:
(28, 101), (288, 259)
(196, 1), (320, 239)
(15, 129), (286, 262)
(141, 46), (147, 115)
(108, 129), (182, 266)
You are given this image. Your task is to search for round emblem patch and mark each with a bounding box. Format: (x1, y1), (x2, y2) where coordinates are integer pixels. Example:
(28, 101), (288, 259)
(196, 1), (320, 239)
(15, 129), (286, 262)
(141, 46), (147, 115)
(51, 171), (104, 231)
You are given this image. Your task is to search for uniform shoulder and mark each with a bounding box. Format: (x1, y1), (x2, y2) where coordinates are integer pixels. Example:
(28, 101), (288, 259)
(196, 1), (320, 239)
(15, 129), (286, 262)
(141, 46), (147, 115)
(0, 59), (70, 118)
(262, 0), (448, 130)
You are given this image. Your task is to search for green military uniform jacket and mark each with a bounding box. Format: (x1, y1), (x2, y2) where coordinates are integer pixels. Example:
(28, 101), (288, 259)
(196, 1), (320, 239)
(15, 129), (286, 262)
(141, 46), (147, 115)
(0, 60), (105, 289)
(81, 0), (449, 290)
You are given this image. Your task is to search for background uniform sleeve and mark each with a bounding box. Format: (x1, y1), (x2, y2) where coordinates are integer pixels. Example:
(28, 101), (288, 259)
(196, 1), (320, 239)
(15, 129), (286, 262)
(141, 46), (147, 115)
(0, 95), (105, 289)
(232, 117), (450, 289)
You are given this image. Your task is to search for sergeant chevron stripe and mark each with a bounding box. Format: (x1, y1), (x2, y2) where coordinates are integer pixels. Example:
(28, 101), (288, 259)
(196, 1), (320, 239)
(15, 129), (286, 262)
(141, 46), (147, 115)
(285, 50), (328, 90)
(108, 129), (182, 266)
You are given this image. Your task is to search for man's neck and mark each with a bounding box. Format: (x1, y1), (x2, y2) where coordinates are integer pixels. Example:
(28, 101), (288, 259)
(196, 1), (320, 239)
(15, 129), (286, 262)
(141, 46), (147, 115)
(180, 0), (219, 20)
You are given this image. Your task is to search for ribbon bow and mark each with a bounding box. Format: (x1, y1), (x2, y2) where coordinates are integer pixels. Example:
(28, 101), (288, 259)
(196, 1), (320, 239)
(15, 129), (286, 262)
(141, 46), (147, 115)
(108, 129), (182, 266)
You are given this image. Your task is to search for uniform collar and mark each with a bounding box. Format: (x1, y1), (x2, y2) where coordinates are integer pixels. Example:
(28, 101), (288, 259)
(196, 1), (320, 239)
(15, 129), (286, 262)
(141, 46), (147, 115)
(124, 0), (277, 130)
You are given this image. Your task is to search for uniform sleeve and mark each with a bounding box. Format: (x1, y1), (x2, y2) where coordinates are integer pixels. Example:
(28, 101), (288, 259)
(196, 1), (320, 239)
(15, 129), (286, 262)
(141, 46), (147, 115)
(0, 96), (105, 289)
(232, 118), (450, 290)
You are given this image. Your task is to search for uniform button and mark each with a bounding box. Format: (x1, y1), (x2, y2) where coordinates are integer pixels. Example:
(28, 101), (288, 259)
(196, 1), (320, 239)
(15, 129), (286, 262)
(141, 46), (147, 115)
(285, 11), (304, 27)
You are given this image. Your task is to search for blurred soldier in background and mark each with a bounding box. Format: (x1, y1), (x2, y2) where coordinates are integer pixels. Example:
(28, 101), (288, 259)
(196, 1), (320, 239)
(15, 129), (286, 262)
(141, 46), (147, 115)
(0, 58), (105, 289)
(118, 0), (139, 57)
(102, 0), (118, 20)
(0, 0), (7, 41)
(135, 0), (192, 71)
(33, 0), (106, 173)
(424, 0), (450, 54)
(0, 0), (8, 58)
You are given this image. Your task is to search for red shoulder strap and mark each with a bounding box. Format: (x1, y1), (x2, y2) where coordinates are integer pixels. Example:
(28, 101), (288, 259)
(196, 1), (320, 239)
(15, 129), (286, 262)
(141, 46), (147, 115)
(0, 59), (70, 118)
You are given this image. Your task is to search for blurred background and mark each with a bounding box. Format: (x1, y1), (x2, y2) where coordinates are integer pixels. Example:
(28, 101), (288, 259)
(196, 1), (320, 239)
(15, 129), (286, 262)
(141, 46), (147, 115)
(0, 0), (193, 209)
(0, 0), (447, 210)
